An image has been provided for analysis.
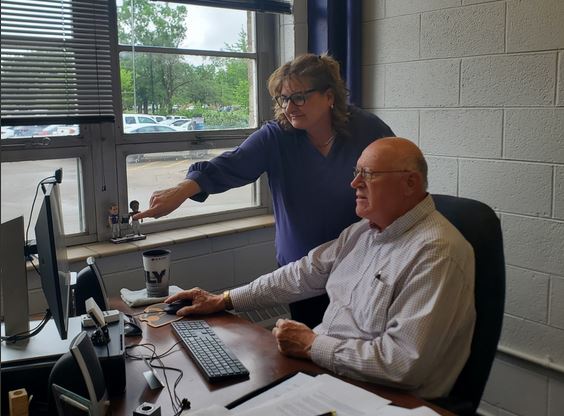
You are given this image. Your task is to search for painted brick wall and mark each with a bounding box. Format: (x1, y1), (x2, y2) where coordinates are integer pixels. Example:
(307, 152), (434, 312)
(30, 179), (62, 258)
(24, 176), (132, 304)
(361, 1), (564, 415)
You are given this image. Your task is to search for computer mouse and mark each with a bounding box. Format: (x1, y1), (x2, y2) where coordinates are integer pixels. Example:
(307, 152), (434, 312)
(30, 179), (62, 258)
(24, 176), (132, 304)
(124, 321), (143, 337)
(163, 299), (192, 315)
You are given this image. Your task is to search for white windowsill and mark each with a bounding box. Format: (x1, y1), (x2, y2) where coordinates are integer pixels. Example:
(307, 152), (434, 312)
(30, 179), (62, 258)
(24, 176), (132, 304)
(65, 215), (275, 264)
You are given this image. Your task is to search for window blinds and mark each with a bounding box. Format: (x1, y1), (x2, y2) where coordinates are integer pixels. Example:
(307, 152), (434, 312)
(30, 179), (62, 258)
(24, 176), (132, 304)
(1, 0), (115, 126)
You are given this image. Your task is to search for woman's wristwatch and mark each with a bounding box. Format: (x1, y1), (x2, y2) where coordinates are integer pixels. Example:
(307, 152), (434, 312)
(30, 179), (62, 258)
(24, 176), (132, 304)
(223, 290), (234, 310)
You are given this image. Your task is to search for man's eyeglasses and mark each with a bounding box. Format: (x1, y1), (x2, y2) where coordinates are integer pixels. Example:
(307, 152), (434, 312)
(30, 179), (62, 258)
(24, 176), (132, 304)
(274, 89), (319, 108)
(353, 167), (412, 181)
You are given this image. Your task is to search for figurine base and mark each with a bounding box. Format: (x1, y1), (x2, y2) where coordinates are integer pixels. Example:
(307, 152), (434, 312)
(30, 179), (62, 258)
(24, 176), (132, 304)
(110, 234), (147, 244)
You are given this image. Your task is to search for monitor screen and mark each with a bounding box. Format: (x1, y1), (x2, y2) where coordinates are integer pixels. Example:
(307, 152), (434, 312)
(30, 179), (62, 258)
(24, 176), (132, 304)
(35, 181), (70, 340)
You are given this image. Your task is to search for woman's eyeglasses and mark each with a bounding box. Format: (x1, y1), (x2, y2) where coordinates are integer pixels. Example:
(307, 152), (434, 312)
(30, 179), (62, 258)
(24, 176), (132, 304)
(274, 89), (318, 108)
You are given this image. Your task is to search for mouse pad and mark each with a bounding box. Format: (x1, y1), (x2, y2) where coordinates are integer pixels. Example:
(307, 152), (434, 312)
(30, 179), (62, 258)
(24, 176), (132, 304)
(138, 302), (182, 327)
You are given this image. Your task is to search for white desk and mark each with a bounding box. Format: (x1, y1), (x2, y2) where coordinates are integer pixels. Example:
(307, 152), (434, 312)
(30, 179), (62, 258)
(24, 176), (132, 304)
(1, 317), (82, 366)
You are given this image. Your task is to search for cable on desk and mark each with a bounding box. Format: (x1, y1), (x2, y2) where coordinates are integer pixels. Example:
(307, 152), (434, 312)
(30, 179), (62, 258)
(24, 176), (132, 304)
(0, 309), (51, 343)
(127, 343), (184, 414)
(125, 342), (190, 415)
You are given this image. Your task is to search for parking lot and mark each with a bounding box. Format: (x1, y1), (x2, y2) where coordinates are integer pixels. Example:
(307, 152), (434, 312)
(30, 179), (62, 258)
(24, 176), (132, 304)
(1, 151), (259, 239)
(126, 154), (258, 221)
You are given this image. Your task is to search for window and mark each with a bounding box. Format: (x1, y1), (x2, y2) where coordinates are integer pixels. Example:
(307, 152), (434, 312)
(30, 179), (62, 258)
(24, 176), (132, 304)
(1, 0), (278, 244)
(1, 0), (111, 245)
(115, 1), (259, 135)
(125, 148), (259, 220)
(1, 158), (85, 240)
(116, 0), (276, 232)
(116, 2), (257, 133)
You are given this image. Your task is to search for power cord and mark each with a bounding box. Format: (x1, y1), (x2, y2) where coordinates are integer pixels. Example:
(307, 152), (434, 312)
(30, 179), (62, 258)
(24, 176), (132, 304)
(125, 342), (191, 415)
(0, 309), (52, 343)
(24, 174), (57, 248)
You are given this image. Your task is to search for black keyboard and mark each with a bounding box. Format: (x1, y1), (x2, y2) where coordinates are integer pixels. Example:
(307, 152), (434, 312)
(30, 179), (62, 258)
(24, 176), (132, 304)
(171, 320), (249, 382)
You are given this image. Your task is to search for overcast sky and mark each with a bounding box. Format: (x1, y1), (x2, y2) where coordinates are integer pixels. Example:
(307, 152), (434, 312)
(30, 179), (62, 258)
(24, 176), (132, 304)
(181, 5), (248, 51)
(115, 1), (248, 51)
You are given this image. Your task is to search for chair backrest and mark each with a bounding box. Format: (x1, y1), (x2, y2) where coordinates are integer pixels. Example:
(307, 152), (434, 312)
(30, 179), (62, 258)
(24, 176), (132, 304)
(49, 331), (109, 415)
(74, 256), (110, 316)
(432, 194), (506, 415)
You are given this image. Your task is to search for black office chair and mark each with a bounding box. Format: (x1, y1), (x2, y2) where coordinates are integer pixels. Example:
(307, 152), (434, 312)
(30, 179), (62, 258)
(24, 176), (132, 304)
(289, 294), (329, 329)
(431, 194), (506, 415)
(49, 331), (109, 416)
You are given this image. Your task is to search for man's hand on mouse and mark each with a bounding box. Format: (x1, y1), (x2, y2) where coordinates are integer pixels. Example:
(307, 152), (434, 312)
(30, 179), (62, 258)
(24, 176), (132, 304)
(165, 288), (225, 316)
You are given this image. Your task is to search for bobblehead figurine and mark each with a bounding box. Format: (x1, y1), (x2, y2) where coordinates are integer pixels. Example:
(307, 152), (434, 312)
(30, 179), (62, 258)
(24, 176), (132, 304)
(129, 200), (142, 235)
(109, 201), (146, 244)
(108, 203), (120, 239)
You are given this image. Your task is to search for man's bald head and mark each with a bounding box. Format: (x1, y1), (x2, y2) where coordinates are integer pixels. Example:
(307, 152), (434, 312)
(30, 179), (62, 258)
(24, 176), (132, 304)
(363, 138), (428, 190)
(351, 137), (429, 230)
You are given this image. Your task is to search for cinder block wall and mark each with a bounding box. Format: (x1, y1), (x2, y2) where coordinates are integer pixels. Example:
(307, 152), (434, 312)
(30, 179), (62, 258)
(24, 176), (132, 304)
(361, 1), (564, 415)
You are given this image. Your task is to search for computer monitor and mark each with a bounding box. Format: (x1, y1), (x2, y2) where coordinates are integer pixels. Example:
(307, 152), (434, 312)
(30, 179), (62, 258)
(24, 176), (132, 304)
(34, 180), (71, 340)
(1, 216), (29, 337)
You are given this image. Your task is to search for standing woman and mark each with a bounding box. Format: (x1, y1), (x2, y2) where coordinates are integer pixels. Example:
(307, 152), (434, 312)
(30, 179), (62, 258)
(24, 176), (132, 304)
(134, 53), (394, 327)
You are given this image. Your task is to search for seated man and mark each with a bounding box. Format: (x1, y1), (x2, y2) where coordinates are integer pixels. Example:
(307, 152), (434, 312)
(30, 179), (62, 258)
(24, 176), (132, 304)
(167, 137), (475, 399)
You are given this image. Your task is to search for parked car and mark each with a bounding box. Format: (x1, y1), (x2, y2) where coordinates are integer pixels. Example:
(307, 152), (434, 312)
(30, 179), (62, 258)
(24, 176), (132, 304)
(9, 125), (46, 138)
(192, 116), (205, 130)
(123, 114), (157, 126)
(161, 116), (189, 126)
(1, 124), (80, 139)
(124, 124), (178, 134)
(152, 115), (166, 123)
(1, 126), (15, 139)
(36, 125), (79, 136)
(171, 119), (195, 131)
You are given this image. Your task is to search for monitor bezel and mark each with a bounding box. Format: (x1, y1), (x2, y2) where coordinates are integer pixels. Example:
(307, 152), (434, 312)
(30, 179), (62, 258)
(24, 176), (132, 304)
(34, 181), (70, 340)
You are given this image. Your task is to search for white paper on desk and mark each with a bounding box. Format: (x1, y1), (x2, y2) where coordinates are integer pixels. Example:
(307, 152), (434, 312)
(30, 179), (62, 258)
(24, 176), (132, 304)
(233, 373), (390, 416)
(374, 406), (414, 416)
(180, 404), (232, 416)
(372, 405), (442, 416)
(233, 372), (314, 412)
(407, 406), (441, 416)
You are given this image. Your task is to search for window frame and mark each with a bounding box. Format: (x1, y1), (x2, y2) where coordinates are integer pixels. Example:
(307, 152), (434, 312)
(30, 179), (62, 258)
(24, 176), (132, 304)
(1, 1), (278, 245)
(116, 135), (271, 234)
(1, 142), (96, 246)
(109, 1), (277, 235)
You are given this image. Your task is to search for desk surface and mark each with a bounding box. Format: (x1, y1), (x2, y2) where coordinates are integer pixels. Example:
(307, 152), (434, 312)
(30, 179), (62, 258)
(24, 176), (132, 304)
(116, 303), (453, 416)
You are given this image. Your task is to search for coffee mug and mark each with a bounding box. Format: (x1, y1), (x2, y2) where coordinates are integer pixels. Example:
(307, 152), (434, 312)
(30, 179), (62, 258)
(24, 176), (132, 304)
(142, 249), (171, 297)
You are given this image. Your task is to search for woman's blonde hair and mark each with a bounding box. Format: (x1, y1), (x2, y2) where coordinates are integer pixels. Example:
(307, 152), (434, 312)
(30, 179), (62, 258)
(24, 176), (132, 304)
(267, 53), (349, 136)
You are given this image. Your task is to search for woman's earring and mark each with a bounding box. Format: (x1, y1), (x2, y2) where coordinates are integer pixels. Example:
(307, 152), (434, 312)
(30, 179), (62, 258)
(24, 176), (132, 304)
(330, 104), (334, 110)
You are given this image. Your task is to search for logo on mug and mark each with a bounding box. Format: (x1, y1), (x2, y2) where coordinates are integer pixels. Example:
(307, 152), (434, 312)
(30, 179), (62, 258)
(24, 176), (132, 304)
(146, 269), (167, 283)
